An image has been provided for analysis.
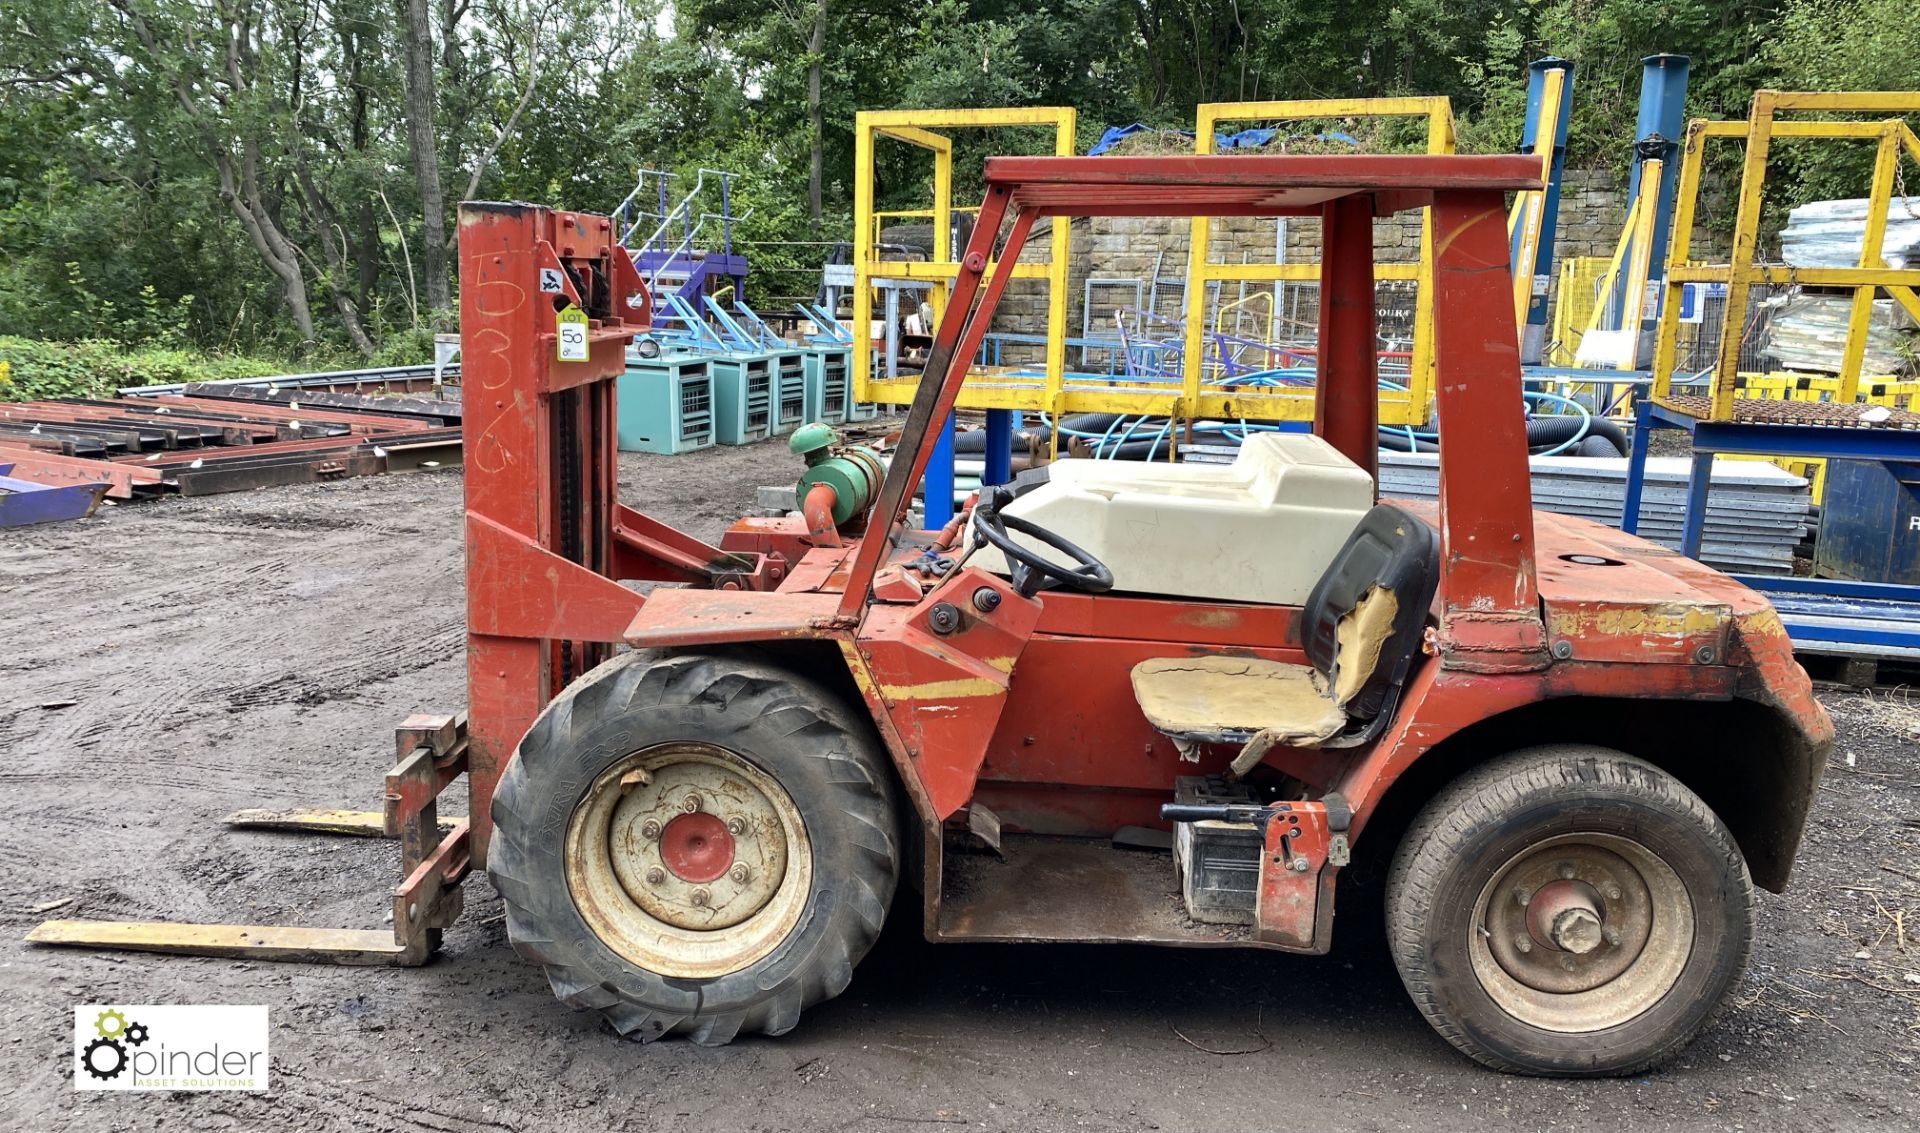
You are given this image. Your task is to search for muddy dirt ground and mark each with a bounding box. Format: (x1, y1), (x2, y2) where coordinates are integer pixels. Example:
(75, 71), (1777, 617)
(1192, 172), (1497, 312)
(2, 440), (1917, 1132)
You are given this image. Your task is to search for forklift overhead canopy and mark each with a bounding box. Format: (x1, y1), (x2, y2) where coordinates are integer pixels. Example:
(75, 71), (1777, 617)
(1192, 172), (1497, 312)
(985, 154), (1544, 216)
(847, 151), (1559, 675)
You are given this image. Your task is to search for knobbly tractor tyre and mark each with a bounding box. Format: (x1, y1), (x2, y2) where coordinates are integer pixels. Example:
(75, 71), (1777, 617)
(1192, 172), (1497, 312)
(488, 650), (901, 1045)
(1386, 745), (1754, 1076)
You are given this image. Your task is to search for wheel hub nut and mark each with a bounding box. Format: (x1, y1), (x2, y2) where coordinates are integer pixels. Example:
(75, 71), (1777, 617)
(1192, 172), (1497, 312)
(726, 817), (747, 837)
(730, 863), (751, 884)
(1525, 879), (1606, 955)
(1549, 907), (1604, 954)
(640, 819), (661, 839)
(690, 887), (712, 908)
(682, 793), (703, 813)
(644, 867), (665, 886)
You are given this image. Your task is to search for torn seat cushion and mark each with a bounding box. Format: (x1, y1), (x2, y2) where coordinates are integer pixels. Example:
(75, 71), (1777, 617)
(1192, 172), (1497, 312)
(1299, 503), (1439, 723)
(1329, 583), (1398, 707)
(1130, 656), (1347, 747)
(1129, 582), (1402, 747)
(1130, 503), (1437, 750)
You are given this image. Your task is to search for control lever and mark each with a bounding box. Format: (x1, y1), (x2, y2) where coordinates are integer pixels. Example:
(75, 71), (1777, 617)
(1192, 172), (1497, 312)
(1160, 803), (1293, 826)
(1160, 801), (1350, 868)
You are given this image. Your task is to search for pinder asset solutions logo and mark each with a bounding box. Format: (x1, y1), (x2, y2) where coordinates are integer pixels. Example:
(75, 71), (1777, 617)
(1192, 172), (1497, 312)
(73, 1005), (269, 1091)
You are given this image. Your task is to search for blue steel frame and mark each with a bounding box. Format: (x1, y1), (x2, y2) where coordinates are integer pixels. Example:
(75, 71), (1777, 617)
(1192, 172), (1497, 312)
(0, 467), (105, 527)
(1623, 400), (1920, 654)
(796, 303), (855, 346)
(1733, 575), (1920, 657)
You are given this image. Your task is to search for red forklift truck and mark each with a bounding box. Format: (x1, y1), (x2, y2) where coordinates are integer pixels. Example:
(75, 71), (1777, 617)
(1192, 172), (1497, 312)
(32, 155), (1831, 1077)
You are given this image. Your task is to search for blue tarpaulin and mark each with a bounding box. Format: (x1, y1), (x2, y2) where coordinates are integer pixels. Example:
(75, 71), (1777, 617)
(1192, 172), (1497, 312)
(1087, 124), (1357, 156)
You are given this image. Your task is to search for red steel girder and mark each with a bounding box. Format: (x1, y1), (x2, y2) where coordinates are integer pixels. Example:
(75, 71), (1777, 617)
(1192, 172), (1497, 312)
(0, 448), (163, 498)
(109, 394), (429, 434)
(991, 153), (1542, 186)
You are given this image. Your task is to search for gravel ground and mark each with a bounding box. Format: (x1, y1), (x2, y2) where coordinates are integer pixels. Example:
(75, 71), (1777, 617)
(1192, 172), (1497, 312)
(1, 441), (1916, 1132)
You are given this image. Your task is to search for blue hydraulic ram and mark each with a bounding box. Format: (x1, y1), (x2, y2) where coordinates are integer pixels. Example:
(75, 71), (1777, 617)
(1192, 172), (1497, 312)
(1616, 54), (1690, 367)
(1509, 57), (1574, 366)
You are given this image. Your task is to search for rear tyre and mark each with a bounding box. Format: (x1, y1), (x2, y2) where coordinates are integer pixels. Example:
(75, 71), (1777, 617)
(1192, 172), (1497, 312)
(489, 650), (900, 1044)
(1386, 745), (1753, 1076)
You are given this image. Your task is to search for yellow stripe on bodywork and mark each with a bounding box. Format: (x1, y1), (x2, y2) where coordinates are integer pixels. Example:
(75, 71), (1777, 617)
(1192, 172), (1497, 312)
(878, 677), (1004, 700)
(1546, 604), (1726, 639)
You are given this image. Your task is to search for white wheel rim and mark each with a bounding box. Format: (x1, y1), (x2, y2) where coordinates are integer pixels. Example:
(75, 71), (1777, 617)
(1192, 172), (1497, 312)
(1467, 832), (1695, 1033)
(566, 742), (812, 980)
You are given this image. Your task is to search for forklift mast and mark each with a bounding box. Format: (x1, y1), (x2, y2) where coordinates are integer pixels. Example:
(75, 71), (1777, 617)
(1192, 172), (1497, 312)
(458, 203), (643, 861)
(456, 203), (776, 862)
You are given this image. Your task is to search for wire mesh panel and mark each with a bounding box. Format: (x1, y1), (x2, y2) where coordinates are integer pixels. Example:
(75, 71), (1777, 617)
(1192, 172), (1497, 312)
(1547, 256), (1609, 366)
(1667, 283), (1774, 378)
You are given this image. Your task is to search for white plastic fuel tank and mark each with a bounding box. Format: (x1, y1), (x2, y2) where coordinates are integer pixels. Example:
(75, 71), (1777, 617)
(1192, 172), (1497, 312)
(968, 432), (1374, 605)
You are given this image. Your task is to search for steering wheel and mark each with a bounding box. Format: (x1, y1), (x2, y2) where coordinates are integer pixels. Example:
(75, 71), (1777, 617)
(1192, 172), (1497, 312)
(971, 484), (1115, 598)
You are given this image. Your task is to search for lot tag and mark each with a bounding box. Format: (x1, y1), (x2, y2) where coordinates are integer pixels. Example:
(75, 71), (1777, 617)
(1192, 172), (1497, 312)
(556, 304), (589, 361)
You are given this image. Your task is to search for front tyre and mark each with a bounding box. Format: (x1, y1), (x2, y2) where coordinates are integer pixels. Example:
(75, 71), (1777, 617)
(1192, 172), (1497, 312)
(489, 651), (900, 1045)
(1386, 746), (1753, 1076)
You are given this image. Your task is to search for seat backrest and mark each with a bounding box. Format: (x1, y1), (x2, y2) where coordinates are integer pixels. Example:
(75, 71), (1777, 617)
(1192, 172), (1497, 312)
(1299, 503), (1439, 723)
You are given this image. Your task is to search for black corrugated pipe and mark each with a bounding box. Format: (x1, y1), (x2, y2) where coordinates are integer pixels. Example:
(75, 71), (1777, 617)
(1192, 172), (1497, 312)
(1522, 414), (1626, 456)
(1378, 428), (1440, 453)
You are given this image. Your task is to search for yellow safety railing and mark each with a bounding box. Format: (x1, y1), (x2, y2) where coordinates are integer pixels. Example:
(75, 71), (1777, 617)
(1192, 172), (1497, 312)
(1212, 289), (1278, 365)
(1651, 91), (1920, 420)
(853, 107), (1077, 410)
(1172, 98), (1458, 426)
(1546, 158), (1665, 373)
(851, 96), (1584, 431)
(1619, 155), (1664, 350)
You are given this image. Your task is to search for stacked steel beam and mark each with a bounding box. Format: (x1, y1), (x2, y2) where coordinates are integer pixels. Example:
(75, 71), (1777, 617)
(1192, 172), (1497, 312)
(1182, 443), (1813, 574)
(1373, 451), (1811, 575)
(0, 383), (461, 502)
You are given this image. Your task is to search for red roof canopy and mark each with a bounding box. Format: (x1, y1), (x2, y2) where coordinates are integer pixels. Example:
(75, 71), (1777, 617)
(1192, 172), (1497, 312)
(984, 154), (1544, 217)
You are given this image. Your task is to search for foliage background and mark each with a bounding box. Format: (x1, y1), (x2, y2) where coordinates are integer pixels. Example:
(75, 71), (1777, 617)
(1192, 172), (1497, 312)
(0, 0), (1912, 386)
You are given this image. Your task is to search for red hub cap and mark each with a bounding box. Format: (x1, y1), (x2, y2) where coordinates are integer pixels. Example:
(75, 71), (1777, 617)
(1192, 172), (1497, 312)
(659, 812), (735, 883)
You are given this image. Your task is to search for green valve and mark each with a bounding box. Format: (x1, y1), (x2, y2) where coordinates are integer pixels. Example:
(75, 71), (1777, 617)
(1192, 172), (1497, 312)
(792, 423), (885, 526)
(788, 421), (839, 458)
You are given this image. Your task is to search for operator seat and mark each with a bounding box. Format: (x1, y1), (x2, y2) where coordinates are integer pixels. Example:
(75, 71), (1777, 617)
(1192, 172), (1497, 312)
(1129, 504), (1438, 773)
(971, 432), (1376, 606)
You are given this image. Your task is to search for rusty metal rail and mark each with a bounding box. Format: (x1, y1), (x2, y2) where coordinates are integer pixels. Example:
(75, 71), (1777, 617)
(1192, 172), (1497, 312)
(0, 393), (462, 499)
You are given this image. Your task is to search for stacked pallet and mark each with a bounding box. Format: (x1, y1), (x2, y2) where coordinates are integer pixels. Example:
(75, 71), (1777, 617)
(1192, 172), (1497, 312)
(1780, 197), (1920, 271)
(1182, 444), (1813, 574)
(1762, 290), (1914, 376)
